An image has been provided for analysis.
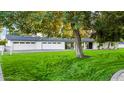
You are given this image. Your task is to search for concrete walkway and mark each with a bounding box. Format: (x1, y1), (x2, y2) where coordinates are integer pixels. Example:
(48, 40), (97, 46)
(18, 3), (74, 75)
(111, 70), (124, 81)
(0, 64), (4, 81)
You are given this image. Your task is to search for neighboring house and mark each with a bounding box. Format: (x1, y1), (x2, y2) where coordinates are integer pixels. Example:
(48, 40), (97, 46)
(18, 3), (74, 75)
(118, 42), (124, 48)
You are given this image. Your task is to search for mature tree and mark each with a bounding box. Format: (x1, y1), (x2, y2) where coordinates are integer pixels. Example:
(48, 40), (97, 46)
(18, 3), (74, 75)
(92, 11), (124, 49)
(0, 11), (92, 58)
(0, 11), (46, 35)
(63, 12), (91, 58)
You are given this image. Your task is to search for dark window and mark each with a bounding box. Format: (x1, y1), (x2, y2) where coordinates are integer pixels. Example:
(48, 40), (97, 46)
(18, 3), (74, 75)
(13, 42), (19, 44)
(57, 42), (61, 44)
(53, 42), (56, 44)
(31, 42), (35, 44)
(48, 42), (51, 44)
(20, 42), (25, 44)
(26, 42), (30, 44)
(42, 42), (47, 44)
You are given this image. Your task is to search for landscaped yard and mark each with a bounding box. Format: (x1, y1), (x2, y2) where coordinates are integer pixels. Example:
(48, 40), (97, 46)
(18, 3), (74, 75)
(1, 49), (124, 81)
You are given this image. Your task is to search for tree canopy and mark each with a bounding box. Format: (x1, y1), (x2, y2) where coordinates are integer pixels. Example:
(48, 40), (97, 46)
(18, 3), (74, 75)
(0, 11), (124, 58)
(92, 11), (124, 43)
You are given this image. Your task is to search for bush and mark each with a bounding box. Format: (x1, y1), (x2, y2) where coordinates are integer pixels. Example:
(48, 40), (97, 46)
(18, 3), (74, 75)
(0, 39), (7, 45)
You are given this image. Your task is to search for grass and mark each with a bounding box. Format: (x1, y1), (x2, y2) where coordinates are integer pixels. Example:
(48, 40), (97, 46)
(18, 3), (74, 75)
(1, 49), (124, 81)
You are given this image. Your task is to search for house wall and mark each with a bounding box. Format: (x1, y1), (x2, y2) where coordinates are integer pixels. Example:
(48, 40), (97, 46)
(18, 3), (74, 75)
(6, 40), (65, 50)
(6, 40), (119, 51)
(92, 42), (99, 49)
(0, 46), (4, 51)
(118, 43), (124, 48)
(12, 41), (37, 50)
(92, 42), (118, 49)
(42, 42), (65, 50)
(6, 40), (13, 46)
(82, 42), (87, 49)
(82, 42), (97, 49)
(36, 42), (42, 49)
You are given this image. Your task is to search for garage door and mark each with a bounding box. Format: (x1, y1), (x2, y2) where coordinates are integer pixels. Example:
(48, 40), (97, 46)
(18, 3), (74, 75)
(13, 41), (36, 50)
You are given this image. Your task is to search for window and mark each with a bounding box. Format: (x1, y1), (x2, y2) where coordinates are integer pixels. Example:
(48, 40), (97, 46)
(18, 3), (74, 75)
(53, 42), (56, 44)
(57, 42), (61, 44)
(26, 42), (30, 44)
(20, 42), (25, 44)
(48, 42), (51, 44)
(13, 42), (19, 44)
(31, 42), (35, 44)
(42, 42), (47, 44)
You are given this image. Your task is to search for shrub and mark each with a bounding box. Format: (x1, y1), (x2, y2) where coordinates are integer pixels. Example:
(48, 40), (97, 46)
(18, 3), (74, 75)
(0, 39), (7, 45)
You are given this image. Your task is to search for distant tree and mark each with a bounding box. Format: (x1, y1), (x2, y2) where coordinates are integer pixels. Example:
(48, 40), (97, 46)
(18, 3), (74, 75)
(92, 11), (124, 49)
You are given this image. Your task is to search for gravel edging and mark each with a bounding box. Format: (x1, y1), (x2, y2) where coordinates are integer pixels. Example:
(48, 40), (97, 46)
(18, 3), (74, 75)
(0, 64), (4, 81)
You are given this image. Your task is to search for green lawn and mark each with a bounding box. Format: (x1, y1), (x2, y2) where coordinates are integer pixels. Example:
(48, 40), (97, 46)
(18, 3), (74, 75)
(1, 49), (124, 81)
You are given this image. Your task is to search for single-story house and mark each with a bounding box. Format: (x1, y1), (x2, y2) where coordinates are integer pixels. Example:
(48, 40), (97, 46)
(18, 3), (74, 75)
(0, 28), (121, 54)
(5, 35), (95, 51)
(0, 35), (117, 51)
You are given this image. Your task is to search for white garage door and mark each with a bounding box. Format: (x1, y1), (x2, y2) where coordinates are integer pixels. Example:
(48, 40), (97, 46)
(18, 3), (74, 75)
(42, 41), (65, 49)
(13, 41), (36, 50)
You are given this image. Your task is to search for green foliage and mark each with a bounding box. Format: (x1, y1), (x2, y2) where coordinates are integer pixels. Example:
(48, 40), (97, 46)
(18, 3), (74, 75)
(0, 39), (7, 45)
(0, 11), (92, 38)
(1, 49), (124, 81)
(0, 11), (124, 40)
(92, 11), (124, 43)
(64, 12), (91, 30)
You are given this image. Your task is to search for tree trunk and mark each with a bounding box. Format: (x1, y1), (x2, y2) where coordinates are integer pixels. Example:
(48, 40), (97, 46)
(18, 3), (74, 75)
(73, 30), (84, 58)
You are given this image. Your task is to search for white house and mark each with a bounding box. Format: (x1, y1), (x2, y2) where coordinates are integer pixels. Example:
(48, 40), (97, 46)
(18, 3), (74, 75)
(6, 35), (66, 50)
(0, 27), (120, 52)
(5, 35), (97, 51)
(1, 34), (118, 51)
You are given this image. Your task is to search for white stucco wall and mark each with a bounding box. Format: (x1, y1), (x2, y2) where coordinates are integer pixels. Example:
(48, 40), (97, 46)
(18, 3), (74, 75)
(36, 42), (42, 49)
(82, 42), (87, 49)
(6, 40), (120, 51)
(42, 42), (65, 50)
(6, 40), (13, 46)
(6, 41), (36, 50)
(92, 42), (118, 49)
(92, 42), (99, 49)
(6, 41), (65, 50)
(0, 46), (4, 51)
(118, 43), (124, 48)
(12, 41), (37, 50)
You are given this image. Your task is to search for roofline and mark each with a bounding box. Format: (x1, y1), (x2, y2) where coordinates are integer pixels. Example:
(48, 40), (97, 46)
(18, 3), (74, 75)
(6, 35), (95, 42)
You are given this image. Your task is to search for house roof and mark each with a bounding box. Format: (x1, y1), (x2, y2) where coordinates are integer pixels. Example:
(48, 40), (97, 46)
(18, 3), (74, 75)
(119, 42), (124, 44)
(6, 35), (95, 42)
